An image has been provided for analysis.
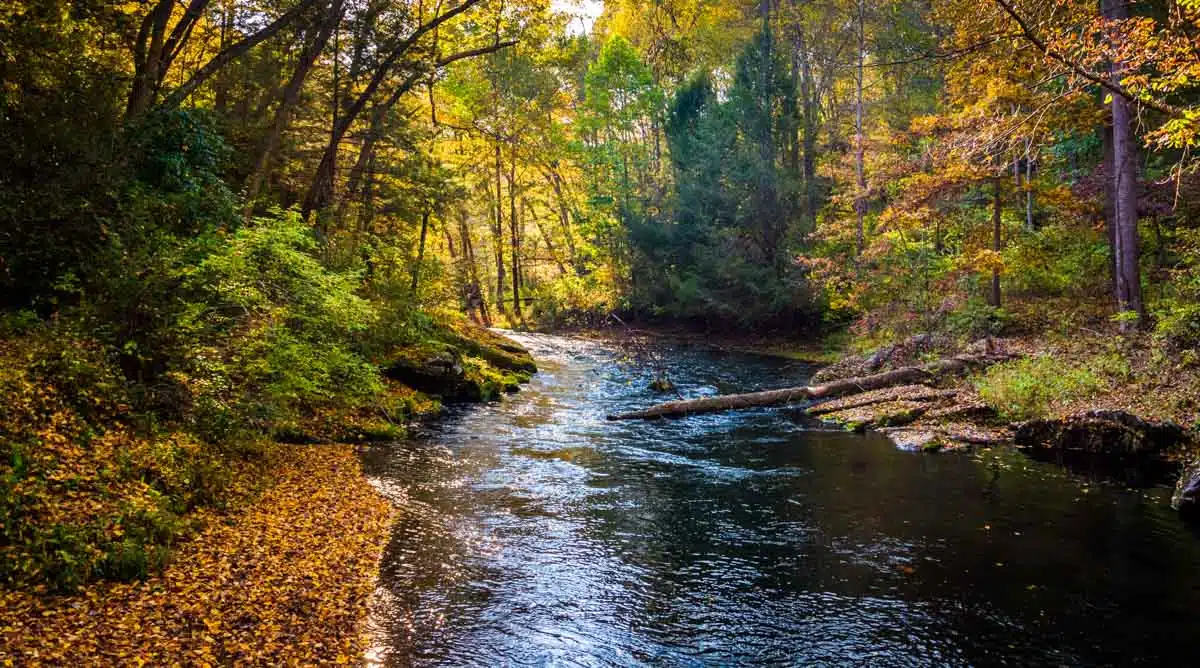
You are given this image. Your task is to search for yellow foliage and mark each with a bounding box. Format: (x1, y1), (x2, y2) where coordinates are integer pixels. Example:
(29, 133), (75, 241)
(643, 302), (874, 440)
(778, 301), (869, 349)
(0, 445), (395, 665)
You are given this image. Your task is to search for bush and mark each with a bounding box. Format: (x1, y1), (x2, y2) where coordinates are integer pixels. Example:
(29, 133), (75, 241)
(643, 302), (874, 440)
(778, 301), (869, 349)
(1002, 224), (1109, 297)
(973, 355), (1104, 421)
(178, 210), (383, 433)
(529, 271), (619, 328)
(947, 297), (1012, 339)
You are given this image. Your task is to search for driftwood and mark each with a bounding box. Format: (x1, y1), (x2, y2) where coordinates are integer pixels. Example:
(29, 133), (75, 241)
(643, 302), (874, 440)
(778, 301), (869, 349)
(606, 354), (1012, 421)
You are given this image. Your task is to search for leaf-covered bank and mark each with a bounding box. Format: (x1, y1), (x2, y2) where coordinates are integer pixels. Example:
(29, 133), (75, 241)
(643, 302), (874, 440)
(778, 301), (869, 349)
(0, 444), (394, 666)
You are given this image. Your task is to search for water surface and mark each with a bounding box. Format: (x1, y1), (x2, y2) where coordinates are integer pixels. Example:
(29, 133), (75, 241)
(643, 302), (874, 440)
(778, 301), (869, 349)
(361, 332), (1200, 666)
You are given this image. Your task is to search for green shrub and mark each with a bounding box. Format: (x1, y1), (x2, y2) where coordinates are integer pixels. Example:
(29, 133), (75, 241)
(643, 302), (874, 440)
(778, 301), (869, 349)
(947, 297), (1012, 339)
(973, 355), (1104, 421)
(1002, 224), (1109, 297)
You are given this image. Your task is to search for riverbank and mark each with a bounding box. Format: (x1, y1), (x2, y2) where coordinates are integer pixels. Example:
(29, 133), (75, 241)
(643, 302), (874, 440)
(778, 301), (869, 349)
(576, 319), (1199, 510)
(0, 318), (537, 663)
(0, 444), (394, 665)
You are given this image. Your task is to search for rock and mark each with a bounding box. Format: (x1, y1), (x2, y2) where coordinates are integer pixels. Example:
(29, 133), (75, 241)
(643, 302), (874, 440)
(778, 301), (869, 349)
(1014, 410), (1188, 456)
(1173, 458), (1200, 517)
(385, 348), (468, 398)
(442, 326), (537, 374)
(648, 376), (676, 393)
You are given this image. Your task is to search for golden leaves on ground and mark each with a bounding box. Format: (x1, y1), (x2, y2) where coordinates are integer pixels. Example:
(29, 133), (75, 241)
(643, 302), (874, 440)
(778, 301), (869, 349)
(0, 445), (396, 666)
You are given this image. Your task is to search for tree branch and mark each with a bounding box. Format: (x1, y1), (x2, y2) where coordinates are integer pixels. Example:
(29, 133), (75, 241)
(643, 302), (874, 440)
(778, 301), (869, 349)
(160, 0), (322, 111)
(992, 0), (1182, 118)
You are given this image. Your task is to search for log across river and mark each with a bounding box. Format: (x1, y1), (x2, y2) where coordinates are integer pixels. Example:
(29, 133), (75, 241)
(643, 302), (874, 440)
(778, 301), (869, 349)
(360, 333), (1200, 666)
(606, 354), (1011, 420)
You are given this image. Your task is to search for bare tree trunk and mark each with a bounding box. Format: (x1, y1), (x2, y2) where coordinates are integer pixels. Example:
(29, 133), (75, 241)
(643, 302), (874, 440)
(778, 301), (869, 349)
(1025, 155), (1034, 230)
(853, 0), (867, 256)
(508, 150), (522, 320)
(410, 209), (430, 299)
(1101, 120), (1118, 295)
(126, 0), (174, 118)
(244, 0), (344, 219)
(990, 177), (1002, 308)
(298, 0), (498, 217)
(800, 36), (818, 234)
(1105, 0), (1145, 330)
(493, 142), (507, 314)
(543, 168), (581, 275)
(214, 1), (233, 115)
(459, 211), (491, 327)
(527, 199), (568, 275)
(608, 354), (1014, 420)
(161, 0), (322, 111)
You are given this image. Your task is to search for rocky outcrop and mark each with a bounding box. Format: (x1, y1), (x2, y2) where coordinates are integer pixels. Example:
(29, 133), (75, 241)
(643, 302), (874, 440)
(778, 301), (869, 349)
(442, 325), (537, 374)
(386, 346), (469, 397)
(1014, 410), (1189, 456)
(384, 326), (535, 402)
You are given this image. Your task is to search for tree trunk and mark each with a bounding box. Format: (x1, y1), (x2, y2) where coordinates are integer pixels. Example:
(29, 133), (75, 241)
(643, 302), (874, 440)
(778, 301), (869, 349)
(1101, 120), (1118, 295)
(459, 211), (492, 327)
(244, 0), (344, 219)
(527, 199), (568, 275)
(607, 354), (1014, 420)
(1104, 0), (1145, 330)
(509, 150), (522, 320)
(990, 176), (1002, 308)
(493, 141), (507, 314)
(126, 0), (174, 118)
(1025, 155), (1034, 230)
(161, 0), (322, 112)
(298, 0), (497, 217)
(410, 209), (430, 299)
(853, 0), (867, 256)
(797, 29), (819, 234)
(543, 168), (582, 275)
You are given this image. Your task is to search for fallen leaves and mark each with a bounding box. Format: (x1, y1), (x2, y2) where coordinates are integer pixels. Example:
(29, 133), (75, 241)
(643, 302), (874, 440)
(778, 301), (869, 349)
(0, 445), (396, 666)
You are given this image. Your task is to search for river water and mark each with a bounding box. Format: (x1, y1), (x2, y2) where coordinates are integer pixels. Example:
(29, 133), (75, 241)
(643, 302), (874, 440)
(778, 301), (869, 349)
(360, 332), (1200, 667)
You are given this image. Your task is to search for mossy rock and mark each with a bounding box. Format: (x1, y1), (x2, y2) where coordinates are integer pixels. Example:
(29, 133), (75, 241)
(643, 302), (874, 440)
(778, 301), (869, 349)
(439, 323), (537, 374)
(383, 343), (468, 398)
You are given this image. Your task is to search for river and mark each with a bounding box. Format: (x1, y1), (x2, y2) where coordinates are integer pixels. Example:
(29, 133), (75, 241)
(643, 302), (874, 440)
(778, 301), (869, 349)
(360, 332), (1200, 667)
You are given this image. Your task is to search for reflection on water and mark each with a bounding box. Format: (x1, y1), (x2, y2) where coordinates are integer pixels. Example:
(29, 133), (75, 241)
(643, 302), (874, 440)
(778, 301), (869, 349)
(360, 333), (1200, 667)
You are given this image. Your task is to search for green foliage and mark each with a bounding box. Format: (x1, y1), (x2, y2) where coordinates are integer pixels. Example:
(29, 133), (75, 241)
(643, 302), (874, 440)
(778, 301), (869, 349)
(180, 210), (383, 433)
(974, 356), (1104, 421)
(529, 273), (619, 327)
(1152, 227), (1200, 351)
(947, 298), (1011, 339)
(1002, 224), (1109, 297)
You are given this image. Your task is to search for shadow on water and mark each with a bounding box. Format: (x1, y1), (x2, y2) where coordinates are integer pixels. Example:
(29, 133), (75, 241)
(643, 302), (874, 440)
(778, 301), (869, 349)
(360, 333), (1200, 667)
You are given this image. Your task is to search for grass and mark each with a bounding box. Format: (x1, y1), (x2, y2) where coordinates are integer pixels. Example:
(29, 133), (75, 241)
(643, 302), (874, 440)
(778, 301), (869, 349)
(973, 355), (1105, 422)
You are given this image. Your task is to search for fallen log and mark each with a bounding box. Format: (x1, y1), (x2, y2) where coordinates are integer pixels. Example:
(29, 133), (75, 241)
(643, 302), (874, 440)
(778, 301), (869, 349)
(606, 354), (1013, 421)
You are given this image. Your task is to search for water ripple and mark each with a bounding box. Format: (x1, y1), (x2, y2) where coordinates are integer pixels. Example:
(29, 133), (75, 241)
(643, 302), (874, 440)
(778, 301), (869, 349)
(361, 332), (1200, 667)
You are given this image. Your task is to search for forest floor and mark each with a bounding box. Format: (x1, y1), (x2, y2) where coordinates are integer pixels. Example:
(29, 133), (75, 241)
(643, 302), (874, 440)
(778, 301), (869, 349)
(0, 444), (395, 666)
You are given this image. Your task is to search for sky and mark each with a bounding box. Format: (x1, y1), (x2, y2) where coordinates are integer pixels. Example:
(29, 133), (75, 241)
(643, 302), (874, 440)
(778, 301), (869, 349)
(550, 0), (605, 35)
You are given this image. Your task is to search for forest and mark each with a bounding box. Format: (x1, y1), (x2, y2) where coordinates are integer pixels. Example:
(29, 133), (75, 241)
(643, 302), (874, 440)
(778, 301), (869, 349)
(2, 0), (1200, 663)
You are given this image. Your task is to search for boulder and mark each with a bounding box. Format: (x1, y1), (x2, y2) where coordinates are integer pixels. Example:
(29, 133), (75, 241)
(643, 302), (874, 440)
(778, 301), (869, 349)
(385, 347), (468, 398)
(1014, 410), (1188, 456)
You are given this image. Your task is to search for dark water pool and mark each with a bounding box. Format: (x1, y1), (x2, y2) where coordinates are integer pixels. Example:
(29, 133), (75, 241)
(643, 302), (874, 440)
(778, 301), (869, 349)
(360, 332), (1200, 667)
